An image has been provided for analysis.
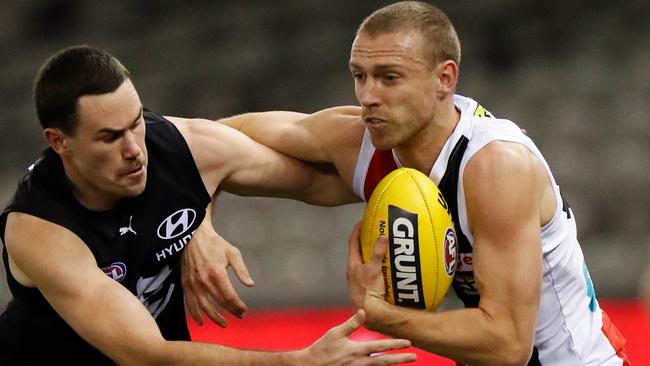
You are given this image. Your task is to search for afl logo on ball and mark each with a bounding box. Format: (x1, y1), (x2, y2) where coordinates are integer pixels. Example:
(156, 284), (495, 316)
(102, 262), (127, 282)
(444, 228), (458, 276)
(157, 208), (197, 240)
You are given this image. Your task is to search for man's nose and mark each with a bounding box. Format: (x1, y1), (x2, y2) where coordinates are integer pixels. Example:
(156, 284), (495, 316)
(122, 131), (141, 160)
(357, 79), (381, 109)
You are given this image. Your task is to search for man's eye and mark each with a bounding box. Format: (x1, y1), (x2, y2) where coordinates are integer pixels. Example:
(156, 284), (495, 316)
(101, 134), (119, 143)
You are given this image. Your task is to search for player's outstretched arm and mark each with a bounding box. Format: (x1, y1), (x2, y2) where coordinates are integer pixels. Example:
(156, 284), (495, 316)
(348, 141), (545, 366)
(5, 212), (414, 365)
(169, 115), (360, 205)
(172, 116), (359, 326)
(221, 106), (363, 167)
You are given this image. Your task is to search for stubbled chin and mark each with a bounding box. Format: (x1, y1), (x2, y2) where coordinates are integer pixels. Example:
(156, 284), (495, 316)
(368, 134), (394, 151)
(123, 176), (147, 197)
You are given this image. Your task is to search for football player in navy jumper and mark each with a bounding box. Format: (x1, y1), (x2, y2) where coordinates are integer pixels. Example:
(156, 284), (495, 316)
(0, 45), (416, 365)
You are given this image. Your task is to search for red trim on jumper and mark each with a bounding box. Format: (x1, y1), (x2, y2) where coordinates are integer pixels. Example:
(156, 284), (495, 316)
(601, 310), (632, 366)
(363, 149), (398, 201)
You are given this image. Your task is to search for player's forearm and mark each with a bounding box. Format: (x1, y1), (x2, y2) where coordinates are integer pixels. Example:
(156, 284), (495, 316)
(136, 340), (303, 366)
(364, 299), (532, 366)
(220, 111), (304, 147)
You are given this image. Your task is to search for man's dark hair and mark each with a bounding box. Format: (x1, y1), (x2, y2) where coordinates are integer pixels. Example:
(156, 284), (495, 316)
(33, 45), (131, 134)
(358, 1), (461, 67)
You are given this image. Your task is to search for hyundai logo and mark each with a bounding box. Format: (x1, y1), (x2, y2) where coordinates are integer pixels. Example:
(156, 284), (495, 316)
(157, 208), (197, 240)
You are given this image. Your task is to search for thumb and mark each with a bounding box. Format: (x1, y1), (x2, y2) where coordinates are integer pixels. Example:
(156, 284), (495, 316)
(334, 309), (366, 337)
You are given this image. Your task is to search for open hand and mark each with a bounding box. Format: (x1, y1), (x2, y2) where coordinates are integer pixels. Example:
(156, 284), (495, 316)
(181, 211), (254, 326)
(302, 310), (416, 365)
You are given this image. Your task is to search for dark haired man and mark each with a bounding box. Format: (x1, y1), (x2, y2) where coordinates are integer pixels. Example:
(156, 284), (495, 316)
(219, 2), (631, 365)
(0, 45), (415, 365)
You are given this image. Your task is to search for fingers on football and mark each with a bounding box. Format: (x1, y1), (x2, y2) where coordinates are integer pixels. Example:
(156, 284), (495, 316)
(371, 235), (388, 265)
(348, 222), (363, 267)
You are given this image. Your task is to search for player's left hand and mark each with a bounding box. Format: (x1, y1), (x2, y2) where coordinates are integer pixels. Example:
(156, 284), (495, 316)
(346, 222), (388, 311)
(180, 211), (254, 326)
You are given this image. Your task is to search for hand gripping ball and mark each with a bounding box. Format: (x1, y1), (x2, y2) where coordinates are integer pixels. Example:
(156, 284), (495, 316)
(361, 168), (458, 311)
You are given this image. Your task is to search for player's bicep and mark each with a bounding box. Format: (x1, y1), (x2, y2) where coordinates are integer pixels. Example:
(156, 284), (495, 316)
(5, 213), (165, 364)
(464, 142), (542, 342)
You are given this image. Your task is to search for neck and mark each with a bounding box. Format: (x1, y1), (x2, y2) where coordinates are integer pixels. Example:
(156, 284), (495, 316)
(394, 100), (460, 175)
(62, 163), (118, 211)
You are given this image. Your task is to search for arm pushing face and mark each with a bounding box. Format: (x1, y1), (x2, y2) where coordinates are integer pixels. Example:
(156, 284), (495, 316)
(169, 115), (359, 205)
(221, 106), (364, 186)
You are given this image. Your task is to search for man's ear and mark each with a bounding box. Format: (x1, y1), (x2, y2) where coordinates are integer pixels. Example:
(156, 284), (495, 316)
(44, 128), (69, 155)
(436, 60), (458, 98)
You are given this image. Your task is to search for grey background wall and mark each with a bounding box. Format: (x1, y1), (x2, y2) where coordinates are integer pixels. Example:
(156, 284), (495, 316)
(1, 1), (649, 310)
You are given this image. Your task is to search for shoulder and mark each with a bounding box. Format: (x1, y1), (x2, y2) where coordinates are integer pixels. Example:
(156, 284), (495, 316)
(5, 211), (93, 287)
(466, 140), (536, 177)
(5, 211), (81, 243)
(463, 141), (545, 215)
(165, 115), (245, 160)
(2, 150), (82, 232)
(164, 115), (261, 194)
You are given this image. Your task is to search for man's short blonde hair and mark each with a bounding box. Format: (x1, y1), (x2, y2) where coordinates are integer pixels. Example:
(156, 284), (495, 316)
(358, 1), (461, 67)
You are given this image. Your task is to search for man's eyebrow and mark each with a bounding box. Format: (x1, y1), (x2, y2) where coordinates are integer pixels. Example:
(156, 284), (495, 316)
(96, 107), (143, 134)
(373, 63), (403, 71)
(349, 62), (404, 71)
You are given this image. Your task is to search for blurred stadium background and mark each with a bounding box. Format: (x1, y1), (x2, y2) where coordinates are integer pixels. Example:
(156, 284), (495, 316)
(1, 0), (648, 363)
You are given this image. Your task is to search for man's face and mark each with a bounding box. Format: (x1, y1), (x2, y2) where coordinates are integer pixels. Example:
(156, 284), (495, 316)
(349, 29), (439, 150)
(64, 79), (148, 204)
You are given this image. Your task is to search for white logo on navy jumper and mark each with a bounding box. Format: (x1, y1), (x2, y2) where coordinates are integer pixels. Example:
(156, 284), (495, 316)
(157, 209), (196, 239)
(119, 215), (137, 236)
(155, 208), (198, 262)
(136, 265), (174, 318)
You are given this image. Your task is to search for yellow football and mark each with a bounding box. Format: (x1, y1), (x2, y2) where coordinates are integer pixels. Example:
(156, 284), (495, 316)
(361, 168), (458, 311)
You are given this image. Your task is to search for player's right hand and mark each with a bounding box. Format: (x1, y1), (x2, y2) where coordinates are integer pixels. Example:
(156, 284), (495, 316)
(181, 210), (254, 326)
(299, 310), (416, 365)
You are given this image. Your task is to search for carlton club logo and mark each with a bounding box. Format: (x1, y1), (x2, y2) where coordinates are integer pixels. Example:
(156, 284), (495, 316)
(102, 262), (127, 282)
(157, 208), (197, 240)
(443, 227), (458, 276)
(136, 265), (175, 319)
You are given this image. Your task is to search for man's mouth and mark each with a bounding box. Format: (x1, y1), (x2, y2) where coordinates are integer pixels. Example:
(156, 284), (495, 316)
(123, 165), (144, 177)
(364, 116), (387, 128)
